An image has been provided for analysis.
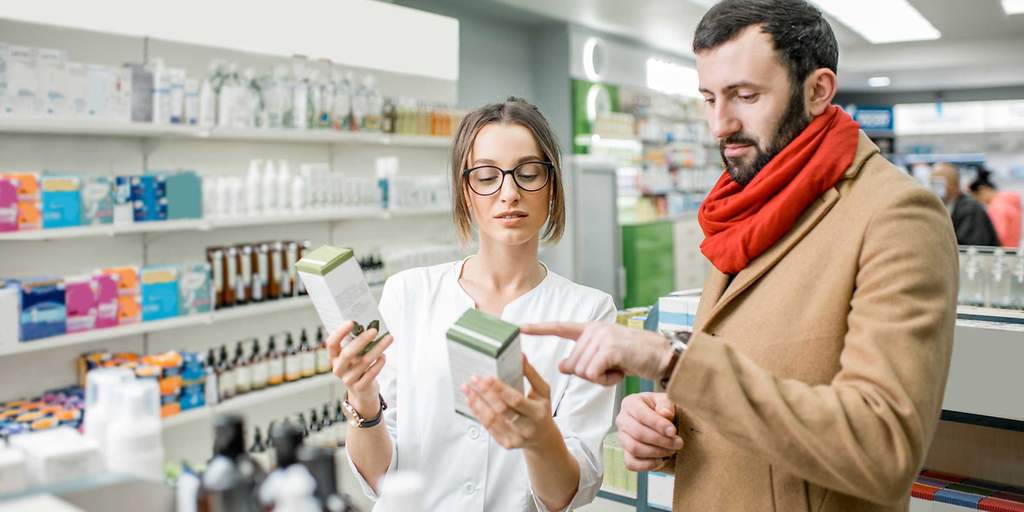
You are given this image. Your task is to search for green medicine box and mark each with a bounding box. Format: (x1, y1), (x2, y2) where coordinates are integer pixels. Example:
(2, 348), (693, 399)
(446, 307), (523, 419)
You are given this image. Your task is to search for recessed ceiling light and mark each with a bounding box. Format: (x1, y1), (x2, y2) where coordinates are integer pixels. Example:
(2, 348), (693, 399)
(868, 76), (892, 88)
(1003, 0), (1024, 15)
(812, 0), (941, 44)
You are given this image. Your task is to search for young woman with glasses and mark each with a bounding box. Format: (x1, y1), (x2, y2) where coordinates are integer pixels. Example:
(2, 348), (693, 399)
(327, 97), (616, 511)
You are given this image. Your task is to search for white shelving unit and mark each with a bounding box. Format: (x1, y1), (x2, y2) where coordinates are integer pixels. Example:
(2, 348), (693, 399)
(0, 118), (451, 147)
(0, 208), (452, 241)
(161, 373), (339, 429)
(0, 284), (383, 357)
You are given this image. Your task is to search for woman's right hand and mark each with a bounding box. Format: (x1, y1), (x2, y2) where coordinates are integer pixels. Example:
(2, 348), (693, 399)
(327, 321), (394, 417)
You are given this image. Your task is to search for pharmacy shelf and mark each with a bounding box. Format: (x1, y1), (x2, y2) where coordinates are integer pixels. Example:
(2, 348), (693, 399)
(0, 117), (452, 147)
(0, 284), (384, 357)
(957, 305), (1024, 325)
(161, 373), (339, 429)
(0, 296), (314, 357)
(0, 207), (452, 241)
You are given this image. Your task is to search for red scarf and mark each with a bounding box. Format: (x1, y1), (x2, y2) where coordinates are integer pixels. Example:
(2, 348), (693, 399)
(698, 105), (860, 274)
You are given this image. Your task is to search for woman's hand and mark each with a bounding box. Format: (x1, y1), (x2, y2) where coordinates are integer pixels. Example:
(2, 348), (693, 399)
(463, 356), (559, 450)
(327, 321), (394, 417)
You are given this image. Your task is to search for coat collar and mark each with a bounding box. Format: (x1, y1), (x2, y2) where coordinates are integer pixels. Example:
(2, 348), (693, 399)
(697, 130), (879, 331)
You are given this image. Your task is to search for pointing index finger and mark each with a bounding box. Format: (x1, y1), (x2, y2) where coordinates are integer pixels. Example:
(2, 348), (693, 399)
(519, 322), (586, 341)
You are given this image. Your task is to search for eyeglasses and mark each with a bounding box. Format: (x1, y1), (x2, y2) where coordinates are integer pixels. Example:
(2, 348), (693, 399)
(462, 161), (554, 196)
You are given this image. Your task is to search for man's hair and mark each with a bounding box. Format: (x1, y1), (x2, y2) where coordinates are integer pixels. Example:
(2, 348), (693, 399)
(693, 0), (839, 87)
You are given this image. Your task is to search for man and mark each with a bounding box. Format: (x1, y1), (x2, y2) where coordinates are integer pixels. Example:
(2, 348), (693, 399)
(967, 166), (1020, 248)
(523, 1), (958, 510)
(933, 162), (1000, 247)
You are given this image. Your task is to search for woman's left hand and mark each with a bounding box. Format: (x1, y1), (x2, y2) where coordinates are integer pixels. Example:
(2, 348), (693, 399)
(463, 356), (558, 450)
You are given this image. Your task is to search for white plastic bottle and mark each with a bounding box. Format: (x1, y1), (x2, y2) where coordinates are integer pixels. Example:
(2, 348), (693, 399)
(246, 159), (263, 215)
(291, 64), (309, 130)
(83, 367), (135, 456)
(104, 379), (164, 482)
(291, 175), (306, 213)
(277, 160), (292, 212)
(216, 177), (231, 218)
(262, 160), (277, 213)
(198, 65), (218, 128)
(230, 177), (244, 217)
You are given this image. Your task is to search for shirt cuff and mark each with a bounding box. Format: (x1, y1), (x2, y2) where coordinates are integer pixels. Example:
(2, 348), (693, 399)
(346, 439), (399, 501)
(530, 437), (603, 512)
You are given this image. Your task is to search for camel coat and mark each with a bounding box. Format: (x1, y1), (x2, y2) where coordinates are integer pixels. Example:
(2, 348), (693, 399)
(663, 131), (959, 511)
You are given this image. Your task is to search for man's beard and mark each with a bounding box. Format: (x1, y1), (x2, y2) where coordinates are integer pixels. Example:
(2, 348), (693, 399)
(720, 86), (812, 186)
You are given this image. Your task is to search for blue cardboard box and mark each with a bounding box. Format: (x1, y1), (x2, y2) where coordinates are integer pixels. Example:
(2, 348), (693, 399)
(131, 175), (168, 222)
(41, 175), (82, 228)
(19, 278), (66, 341)
(141, 265), (179, 322)
(165, 171), (203, 220)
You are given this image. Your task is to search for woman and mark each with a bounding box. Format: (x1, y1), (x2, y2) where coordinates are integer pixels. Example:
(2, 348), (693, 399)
(969, 166), (1021, 248)
(328, 97), (617, 511)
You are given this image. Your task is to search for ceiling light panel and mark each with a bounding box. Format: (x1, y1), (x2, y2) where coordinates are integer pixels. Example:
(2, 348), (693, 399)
(812, 0), (940, 44)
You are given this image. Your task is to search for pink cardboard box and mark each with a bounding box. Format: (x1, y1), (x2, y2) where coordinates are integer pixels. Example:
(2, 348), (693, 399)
(92, 273), (119, 329)
(0, 178), (17, 232)
(65, 276), (97, 334)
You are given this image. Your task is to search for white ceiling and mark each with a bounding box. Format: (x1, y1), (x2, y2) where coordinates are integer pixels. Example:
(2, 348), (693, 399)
(491, 0), (1024, 92)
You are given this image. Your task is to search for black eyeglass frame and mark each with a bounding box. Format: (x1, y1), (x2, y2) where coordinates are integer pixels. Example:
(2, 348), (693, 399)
(461, 161), (555, 196)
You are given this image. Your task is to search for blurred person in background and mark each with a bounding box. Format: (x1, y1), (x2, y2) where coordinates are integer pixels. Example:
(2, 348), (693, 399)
(932, 162), (1000, 247)
(969, 166), (1021, 248)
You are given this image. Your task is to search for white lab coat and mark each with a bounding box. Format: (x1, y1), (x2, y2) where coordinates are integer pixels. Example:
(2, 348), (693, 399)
(347, 259), (617, 511)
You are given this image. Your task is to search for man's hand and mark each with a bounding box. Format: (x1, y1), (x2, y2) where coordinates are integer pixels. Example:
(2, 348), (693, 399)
(617, 392), (682, 471)
(520, 322), (674, 385)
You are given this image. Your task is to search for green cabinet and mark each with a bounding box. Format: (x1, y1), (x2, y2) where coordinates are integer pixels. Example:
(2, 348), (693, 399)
(622, 221), (675, 308)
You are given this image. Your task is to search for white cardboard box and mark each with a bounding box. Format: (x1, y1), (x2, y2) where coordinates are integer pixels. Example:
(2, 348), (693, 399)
(6, 45), (38, 115)
(446, 307), (523, 419)
(0, 281), (20, 348)
(36, 48), (68, 116)
(8, 427), (102, 486)
(296, 245), (386, 339)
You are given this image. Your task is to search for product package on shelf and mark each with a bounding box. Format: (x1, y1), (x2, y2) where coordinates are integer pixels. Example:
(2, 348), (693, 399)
(0, 178), (18, 232)
(81, 176), (113, 226)
(76, 350), (206, 418)
(0, 281), (20, 347)
(0, 387), (84, 440)
(658, 292), (700, 334)
(113, 175), (133, 225)
(64, 275), (98, 334)
(18, 277), (66, 341)
(102, 266), (141, 325)
(446, 308), (522, 419)
(179, 263), (213, 316)
(164, 171), (203, 220)
(601, 432), (638, 495)
(92, 272), (119, 329)
(40, 174), (82, 229)
(141, 266), (180, 322)
(4, 45), (38, 116)
(1, 172), (42, 231)
(130, 175), (168, 222)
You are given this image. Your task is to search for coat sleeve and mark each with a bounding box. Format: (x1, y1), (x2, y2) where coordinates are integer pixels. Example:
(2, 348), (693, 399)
(665, 187), (959, 505)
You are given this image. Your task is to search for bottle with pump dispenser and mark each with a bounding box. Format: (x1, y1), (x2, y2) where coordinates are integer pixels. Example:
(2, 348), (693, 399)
(246, 160), (262, 215)
(199, 415), (263, 512)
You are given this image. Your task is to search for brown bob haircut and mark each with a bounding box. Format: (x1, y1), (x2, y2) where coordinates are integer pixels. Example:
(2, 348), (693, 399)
(449, 96), (565, 244)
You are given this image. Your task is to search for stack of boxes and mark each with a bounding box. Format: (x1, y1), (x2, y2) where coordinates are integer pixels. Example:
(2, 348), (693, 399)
(77, 350), (206, 418)
(0, 387), (85, 439)
(601, 432), (638, 496)
(0, 263), (211, 345)
(0, 171), (201, 233)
